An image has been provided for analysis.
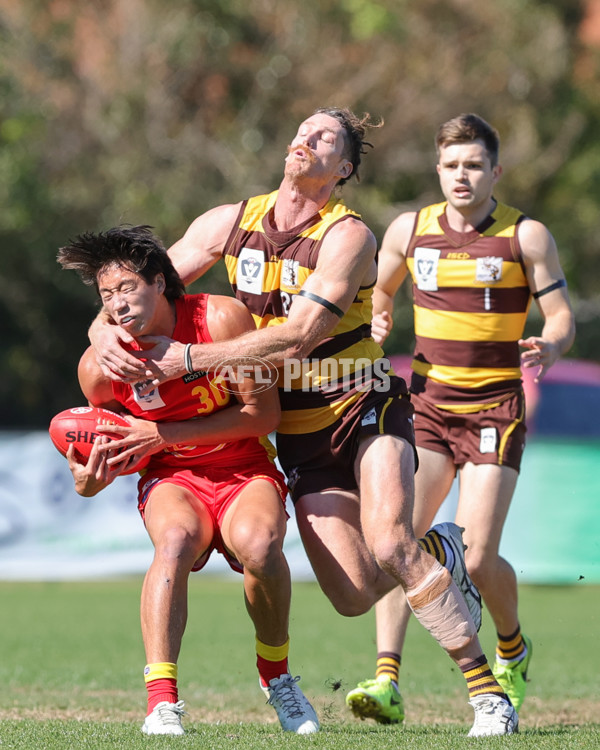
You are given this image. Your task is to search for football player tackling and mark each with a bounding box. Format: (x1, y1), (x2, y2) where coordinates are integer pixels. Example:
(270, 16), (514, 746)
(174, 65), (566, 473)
(86, 108), (518, 735)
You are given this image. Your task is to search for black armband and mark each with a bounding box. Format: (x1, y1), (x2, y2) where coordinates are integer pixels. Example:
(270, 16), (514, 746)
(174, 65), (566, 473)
(297, 289), (344, 318)
(532, 279), (567, 299)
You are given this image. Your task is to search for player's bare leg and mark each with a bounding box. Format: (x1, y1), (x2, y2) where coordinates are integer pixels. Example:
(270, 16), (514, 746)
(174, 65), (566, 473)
(347, 448), (458, 723)
(374, 447), (458, 649)
(356, 435), (478, 658)
(221, 478), (319, 734)
(298, 433), (481, 661)
(294, 488), (397, 616)
(354, 435), (516, 734)
(142, 484), (213, 662)
(455, 462), (519, 634)
(221, 479), (291, 651)
(456, 462), (531, 711)
(140, 483), (213, 734)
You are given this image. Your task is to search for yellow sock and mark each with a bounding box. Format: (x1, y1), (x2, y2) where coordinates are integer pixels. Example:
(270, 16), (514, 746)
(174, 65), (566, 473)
(256, 636), (289, 687)
(375, 652), (400, 685)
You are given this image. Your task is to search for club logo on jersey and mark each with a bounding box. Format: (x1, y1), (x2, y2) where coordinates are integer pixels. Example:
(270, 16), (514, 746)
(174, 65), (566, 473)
(476, 256), (503, 283)
(414, 247), (441, 291)
(237, 247), (265, 295)
(281, 258), (300, 289)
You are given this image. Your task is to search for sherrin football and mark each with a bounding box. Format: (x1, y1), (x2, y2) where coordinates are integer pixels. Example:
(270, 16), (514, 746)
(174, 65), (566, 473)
(49, 406), (149, 475)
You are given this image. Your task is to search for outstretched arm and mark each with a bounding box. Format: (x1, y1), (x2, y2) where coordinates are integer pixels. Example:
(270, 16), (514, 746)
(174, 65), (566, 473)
(135, 217), (378, 387)
(518, 219), (575, 383)
(168, 203), (242, 285)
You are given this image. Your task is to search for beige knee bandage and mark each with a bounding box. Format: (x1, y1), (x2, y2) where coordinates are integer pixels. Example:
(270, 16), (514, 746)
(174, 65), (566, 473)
(406, 561), (477, 653)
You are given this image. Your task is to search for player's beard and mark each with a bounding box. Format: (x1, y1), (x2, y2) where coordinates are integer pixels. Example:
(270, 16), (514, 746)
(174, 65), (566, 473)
(284, 143), (316, 178)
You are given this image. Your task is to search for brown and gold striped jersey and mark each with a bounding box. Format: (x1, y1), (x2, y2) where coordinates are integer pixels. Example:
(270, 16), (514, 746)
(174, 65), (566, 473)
(406, 200), (532, 410)
(222, 190), (386, 434)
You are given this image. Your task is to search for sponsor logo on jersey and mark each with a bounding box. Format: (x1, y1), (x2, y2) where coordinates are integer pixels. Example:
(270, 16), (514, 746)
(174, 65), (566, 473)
(182, 370), (208, 384)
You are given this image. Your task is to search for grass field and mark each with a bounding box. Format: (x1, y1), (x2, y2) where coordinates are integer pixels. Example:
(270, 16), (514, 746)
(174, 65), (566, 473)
(0, 578), (598, 748)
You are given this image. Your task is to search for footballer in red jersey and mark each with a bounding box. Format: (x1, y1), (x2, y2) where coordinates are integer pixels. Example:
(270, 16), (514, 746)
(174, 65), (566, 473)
(57, 225), (319, 736)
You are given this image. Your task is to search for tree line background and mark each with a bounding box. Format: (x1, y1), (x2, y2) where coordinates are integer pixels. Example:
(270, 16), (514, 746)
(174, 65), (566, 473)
(2, 0), (599, 428)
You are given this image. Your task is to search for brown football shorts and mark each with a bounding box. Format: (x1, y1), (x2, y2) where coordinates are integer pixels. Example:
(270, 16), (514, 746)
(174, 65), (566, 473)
(412, 389), (527, 472)
(276, 375), (417, 503)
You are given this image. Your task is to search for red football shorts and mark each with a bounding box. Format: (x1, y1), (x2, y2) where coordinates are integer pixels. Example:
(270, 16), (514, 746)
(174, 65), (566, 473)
(137, 461), (287, 573)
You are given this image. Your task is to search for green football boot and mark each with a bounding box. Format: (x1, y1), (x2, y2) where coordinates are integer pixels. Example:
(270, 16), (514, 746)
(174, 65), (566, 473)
(346, 675), (404, 724)
(492, 634), (533, 712)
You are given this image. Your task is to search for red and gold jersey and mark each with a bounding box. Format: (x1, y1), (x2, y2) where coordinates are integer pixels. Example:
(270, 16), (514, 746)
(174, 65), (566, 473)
(111, 294), (271, 470)
(222, 191), (386, 435)
(406, 201), (531, 410)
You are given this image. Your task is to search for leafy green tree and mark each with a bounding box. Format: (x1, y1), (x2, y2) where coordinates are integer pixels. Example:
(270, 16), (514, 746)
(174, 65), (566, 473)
(0, 0), (597, 427)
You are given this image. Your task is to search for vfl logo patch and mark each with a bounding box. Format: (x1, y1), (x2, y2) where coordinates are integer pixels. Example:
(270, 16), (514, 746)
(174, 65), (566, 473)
(476, 256), (503, 283)
(241, 257), (261, 278)
(131, 381), (166, 411)
(237, 247), (265, 295)
(414, 247), (441, 291)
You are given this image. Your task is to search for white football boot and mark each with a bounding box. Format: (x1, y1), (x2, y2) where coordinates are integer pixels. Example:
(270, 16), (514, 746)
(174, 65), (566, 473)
(141, 700), (185, 735)
(468, 694), (519, 736)
(262, 674), (319, 734)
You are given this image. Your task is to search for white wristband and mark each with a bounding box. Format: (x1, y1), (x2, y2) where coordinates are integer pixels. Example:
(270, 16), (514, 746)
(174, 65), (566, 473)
(184, 343), (194, 374)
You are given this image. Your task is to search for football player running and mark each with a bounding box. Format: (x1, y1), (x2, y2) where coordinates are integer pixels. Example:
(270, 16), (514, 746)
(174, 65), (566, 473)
(347, 113), (574, 729)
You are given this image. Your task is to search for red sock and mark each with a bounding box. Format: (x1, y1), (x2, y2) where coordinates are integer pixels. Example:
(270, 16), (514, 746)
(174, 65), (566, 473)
(257, 654), (289, 688)
(256, 636), (290, 688)
(147, 677), (178, 714)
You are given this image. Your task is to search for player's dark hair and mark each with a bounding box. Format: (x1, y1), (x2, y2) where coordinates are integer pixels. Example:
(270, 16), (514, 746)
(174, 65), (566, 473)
(57, 225), (185, 301)
(313, 107), (383, 186)
(435, 113), (500, 166)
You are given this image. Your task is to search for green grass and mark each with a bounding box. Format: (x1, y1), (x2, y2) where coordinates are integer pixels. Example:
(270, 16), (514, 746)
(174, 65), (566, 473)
(0, 579), (598, 748)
